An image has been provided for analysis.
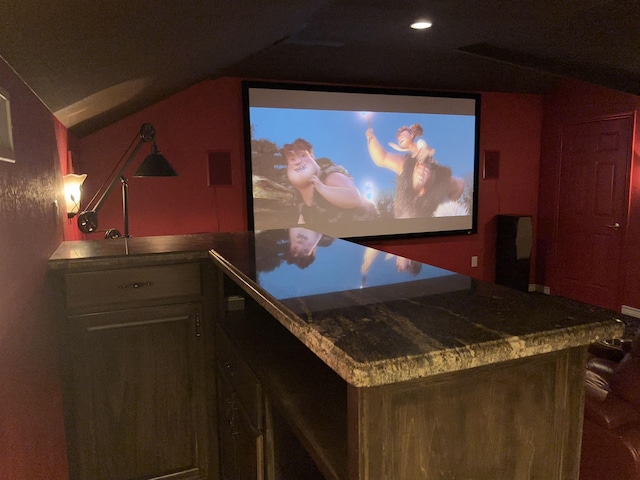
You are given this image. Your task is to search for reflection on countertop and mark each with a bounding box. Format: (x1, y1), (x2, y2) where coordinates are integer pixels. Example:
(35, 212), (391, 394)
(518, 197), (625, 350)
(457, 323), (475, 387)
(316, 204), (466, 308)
(208, 229), (625, 387)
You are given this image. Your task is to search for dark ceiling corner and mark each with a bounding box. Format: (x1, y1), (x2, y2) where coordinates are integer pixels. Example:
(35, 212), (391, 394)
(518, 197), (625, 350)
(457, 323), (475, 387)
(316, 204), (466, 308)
(458, 43), (640, 97)
(1, 1), (638, 137)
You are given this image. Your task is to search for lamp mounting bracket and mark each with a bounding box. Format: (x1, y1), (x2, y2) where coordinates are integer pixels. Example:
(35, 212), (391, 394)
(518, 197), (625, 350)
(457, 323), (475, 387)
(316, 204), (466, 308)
(140, 123), (156, 143)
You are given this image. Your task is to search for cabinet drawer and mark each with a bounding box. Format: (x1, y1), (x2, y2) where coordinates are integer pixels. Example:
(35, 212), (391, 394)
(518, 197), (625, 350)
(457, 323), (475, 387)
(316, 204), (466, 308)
(216, 328), (263, 430)
(64, 263), (201, 310)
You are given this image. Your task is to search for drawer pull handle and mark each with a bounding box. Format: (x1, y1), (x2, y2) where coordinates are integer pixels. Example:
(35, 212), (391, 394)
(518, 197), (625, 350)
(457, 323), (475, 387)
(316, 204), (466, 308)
(195, 312), (201, 338)
(119, 281), (154, 289)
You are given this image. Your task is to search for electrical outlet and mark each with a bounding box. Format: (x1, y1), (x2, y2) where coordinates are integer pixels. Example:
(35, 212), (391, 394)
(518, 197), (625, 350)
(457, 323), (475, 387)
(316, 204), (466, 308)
(471, 256), (478, 268)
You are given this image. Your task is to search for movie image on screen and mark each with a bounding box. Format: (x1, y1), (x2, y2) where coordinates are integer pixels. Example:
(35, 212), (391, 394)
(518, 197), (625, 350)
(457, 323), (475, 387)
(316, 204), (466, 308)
(243, 81), (480, 240)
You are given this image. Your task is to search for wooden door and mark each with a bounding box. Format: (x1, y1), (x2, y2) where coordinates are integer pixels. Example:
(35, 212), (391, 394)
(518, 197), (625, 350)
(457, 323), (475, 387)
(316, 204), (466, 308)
(66, 303), (208, 480)
(554, 115), (632, 310)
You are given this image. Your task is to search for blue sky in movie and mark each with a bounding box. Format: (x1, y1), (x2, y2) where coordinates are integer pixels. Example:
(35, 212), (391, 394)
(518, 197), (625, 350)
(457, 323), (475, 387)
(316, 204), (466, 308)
(250, 107), (476, 204)
(256, 237), (452, 300)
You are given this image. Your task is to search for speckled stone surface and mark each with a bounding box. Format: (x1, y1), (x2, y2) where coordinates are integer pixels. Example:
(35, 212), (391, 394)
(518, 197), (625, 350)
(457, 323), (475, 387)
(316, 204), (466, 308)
(49, 231), (625, 387)
(48, 233), (217, 271)
(208, 231), (625, 387)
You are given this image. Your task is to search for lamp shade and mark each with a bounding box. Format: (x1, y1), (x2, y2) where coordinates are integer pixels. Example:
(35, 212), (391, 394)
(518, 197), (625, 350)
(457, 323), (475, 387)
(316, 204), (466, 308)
(63, 173), (87, 218)
(134, 143), (178, 177)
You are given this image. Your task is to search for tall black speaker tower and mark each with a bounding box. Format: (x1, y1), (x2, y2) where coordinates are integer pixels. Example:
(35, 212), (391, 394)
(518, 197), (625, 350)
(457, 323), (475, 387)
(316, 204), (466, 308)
(495, 215), (532, 292)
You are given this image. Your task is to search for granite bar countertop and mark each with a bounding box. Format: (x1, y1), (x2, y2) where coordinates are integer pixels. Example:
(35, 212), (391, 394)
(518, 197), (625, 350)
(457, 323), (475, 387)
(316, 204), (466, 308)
(208, 229), (625, 387)
(49, 231), (625, 387)
(48, 233), (219, 271)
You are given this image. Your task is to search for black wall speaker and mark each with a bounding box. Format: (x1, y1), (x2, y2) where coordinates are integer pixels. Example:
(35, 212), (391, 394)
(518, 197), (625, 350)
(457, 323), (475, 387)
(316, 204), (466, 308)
(208, 151), (232, 186)
(495, 214), (532, 292)
(484, 150), (500, 179)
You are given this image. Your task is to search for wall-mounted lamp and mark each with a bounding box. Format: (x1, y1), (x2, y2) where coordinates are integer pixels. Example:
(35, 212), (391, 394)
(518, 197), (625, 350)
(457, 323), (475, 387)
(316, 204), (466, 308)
(76, 123), (177, 238)
(63, 173), (87, 218)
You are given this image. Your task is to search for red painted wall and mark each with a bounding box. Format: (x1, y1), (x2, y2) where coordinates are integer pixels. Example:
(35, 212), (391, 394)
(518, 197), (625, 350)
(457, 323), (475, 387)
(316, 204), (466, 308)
(0, 57), (69, 479)
(537, 79), (640, 311)
(76, 79), (544, 282)
(75, 78), (247, 237)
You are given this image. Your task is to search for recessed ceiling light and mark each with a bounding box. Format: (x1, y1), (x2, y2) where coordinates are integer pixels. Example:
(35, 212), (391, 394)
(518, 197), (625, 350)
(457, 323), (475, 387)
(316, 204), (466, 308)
(411, 20), (432, 30)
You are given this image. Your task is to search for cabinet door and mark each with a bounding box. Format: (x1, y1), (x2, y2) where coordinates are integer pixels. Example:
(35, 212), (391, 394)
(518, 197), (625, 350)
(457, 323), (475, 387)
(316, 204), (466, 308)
(233, 403), (264, 480)
(64, 303), (208, 480)
(216, 368), (238, 480)
(216, 364), (263, 480)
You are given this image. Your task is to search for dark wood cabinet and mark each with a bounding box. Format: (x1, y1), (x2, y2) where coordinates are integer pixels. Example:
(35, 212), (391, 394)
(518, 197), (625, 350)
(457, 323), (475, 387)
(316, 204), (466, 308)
(215, 325), (265, 480)
(215, 298), (342, 480)
(215, 283), (589, 480)
(55, 261), (213, 480)
(216, 365), (264, 480)
(48, 234), (619, 480)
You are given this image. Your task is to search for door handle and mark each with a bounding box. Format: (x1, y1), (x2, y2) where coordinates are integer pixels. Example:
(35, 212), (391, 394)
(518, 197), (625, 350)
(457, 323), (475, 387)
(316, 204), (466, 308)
(606, 222), (621, 230)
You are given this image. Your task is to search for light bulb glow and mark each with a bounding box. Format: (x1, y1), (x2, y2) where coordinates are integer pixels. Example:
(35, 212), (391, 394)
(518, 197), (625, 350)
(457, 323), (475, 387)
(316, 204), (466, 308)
(411, 21), (432, 30)
(63, 173), (87, 218)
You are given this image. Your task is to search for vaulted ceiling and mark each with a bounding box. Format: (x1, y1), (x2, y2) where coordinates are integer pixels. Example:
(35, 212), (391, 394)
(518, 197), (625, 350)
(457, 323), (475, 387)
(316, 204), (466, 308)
(1, 0), (638, 138)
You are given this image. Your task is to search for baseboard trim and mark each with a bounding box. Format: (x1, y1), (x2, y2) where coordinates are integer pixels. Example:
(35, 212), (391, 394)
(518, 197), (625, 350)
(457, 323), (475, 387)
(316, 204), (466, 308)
(532, 284), (550, 294)
(621, 305), (640, 319)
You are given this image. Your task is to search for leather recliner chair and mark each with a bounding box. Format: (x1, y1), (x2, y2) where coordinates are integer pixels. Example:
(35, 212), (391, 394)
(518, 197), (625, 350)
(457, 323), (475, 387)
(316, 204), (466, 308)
(580, 337), (640, 480)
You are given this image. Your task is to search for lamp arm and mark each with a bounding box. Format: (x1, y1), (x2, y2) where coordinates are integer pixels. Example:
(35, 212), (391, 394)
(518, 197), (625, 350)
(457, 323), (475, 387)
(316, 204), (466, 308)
(89, 138), (147, 214)
(77, 123), (156, 234)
